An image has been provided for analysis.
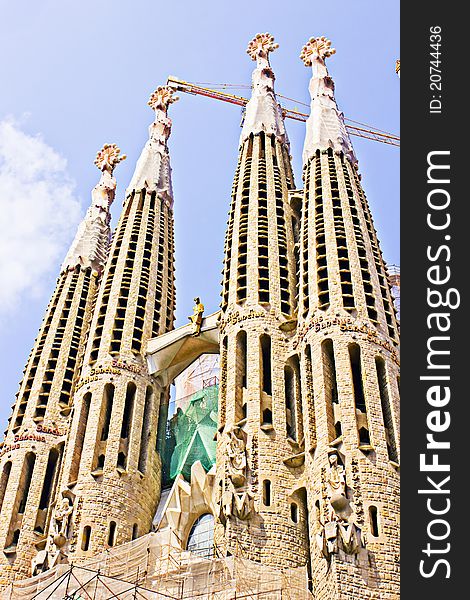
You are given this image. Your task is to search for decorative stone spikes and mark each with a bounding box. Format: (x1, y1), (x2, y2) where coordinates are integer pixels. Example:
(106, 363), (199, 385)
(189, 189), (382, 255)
(148, 85), (179, 112)
(239, 33), (288, 146)
(246, 32), (279, 61)
(61, 144), (125, 274)
(300, 36), (336, 65)
(94, 143), (127, 173)
(300, 36), (357, 166)
(126, 86), (178, 205)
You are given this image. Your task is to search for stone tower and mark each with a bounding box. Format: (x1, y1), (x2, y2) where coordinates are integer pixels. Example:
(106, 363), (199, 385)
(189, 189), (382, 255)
(215, 34), (309, 568)
(0, 144), (125, 585)
(295, 37), (400, 598)
(44, 86), (177, 561)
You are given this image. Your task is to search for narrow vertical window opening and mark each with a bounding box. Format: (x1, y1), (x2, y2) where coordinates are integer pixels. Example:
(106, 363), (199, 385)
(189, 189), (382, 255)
(108, 521), (117, 546)
(349, 343), (371, 447)
(235, 330), (247, 422)
(101, 384), (114, 441)
(138, 386), (153, 474)
(285, 366), (296, 440)
(263, 480), (272, 506)
(0, 462), (12, 516)
(376, 357), (398, 462)
(69, 392), (91, 484)
(322, 339), (340, 442)
(369, 506), (379, 537)
(260, 335), (272, 396)
(82, 526), (91, 551)
(18, 453), (36, 514)
(291, 502), (299, 523)
(121, 382), (136, 439)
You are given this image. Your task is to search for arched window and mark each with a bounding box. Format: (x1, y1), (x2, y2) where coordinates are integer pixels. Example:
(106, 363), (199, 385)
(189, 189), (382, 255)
(0, 461), (12, 516)
(82, 526), (91, 551)
(35, 446), (63, 533)
(5, 453), (36, 549)
(285, 356), (302, 442)
(369, 505), (379, 537)
(322, 339), (340, 443)
(108, 521), (117, 547)
(121, 382), (136, 440)
(235, 330), (247, 422)
(376, 357), (398, 462)
(186, 514), (214, 559)
(18, 452), (36, 514)
(69, 392), (91, 484)
(260, 335), (272, 395)
(262, 480), (272, 506)
(290, 502), (299, 523)
(138, 386), (154, 474)
(349, 343), (371, 447)
(100, 384), (114, 441)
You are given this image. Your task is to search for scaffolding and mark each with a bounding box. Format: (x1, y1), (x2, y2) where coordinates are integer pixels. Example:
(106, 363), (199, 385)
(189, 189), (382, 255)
(160, 383), (218, 487)
(3, 531), (312, 600)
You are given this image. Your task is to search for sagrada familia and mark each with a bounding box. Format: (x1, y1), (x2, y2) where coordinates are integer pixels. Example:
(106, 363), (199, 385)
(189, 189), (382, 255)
(0, 34), (400, 599)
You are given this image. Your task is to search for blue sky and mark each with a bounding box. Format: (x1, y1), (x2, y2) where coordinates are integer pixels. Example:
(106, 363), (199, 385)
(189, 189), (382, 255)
(0, 1), (399, 432)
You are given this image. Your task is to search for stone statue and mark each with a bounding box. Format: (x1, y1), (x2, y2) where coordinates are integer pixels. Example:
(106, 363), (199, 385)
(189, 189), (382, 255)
(51, 496), (73, 548)
(326, 451), (349, 521)
(188, 297), (204, 336)
(314, 451), (364, 559)
(226, 426), (247, 488)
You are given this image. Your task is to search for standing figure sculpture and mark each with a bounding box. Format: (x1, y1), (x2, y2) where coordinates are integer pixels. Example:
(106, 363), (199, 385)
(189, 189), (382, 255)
(326, 451), (349, 521)
(189, 297), (205, 336)
(226, 426), (247, 487)
(51, 496), (73, 549)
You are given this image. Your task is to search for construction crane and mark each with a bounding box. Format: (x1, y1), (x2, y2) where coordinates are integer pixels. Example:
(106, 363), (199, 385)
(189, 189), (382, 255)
(167, 76), (400, 148)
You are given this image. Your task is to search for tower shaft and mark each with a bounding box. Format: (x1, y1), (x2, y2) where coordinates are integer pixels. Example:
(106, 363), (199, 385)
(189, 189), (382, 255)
(296, 37), (400, 598)
(216, 34), (309, 569)
(50, 88), (177, 561)
(0, 144), (124, 584)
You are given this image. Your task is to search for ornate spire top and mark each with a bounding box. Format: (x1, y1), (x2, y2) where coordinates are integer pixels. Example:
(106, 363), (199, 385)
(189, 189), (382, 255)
(300, 36), (336, 65)
(300, 35), (356, 165)
(148, 86), (179, 112)
(94, 143), (126, 173)
(62, 144), (124, 274)
(246, 32), (279, 61)
(126, 85), (177, 205)
(239, 33), (288, 146)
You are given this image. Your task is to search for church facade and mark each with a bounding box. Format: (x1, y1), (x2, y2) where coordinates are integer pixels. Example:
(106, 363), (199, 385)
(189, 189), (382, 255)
(0, 34), (399, 599)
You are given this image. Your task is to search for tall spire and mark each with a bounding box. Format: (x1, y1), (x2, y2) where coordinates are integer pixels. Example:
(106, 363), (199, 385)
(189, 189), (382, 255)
(126, 86), (178, 205)
(61, 144), (126, 274)
(300, 36), (356, 165)
(239, 33), (288, 146)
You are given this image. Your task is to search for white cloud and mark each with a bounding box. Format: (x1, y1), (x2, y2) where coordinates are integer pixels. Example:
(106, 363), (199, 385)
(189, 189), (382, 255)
(0, 118), (83, 316)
